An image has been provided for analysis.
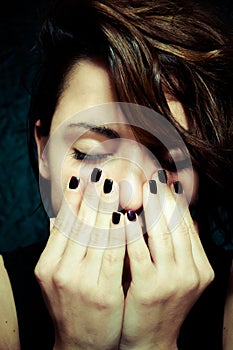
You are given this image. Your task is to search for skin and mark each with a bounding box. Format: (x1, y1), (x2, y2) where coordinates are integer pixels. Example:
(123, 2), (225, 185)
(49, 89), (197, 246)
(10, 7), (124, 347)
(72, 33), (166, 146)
(223, 263), (233, 350)
(34, 59), (215, 350)
(36, 59), (198, 215)
(0, 256), (20, 350)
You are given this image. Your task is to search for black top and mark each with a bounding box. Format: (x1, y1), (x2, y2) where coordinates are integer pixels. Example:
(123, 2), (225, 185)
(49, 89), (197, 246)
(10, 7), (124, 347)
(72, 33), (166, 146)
(2, 240), (54, 350)
(2, 239), (232, 350)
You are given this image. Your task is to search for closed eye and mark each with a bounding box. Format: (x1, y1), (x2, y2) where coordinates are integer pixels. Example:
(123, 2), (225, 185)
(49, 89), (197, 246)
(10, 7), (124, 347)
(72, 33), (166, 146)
(71, 149), (113, 162)
(159, 158), (191, 172)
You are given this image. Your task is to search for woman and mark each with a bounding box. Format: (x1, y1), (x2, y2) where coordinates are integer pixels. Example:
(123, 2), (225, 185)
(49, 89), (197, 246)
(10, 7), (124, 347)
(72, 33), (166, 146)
(2, 0), (233, 349)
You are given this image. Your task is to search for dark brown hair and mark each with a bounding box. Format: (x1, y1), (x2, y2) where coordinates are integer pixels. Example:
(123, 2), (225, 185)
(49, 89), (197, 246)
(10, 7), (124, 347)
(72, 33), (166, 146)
(28, 0), (233, 245)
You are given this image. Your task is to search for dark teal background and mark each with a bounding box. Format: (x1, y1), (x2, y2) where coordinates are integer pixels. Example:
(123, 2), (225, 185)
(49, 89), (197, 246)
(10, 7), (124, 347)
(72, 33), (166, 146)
(0, 0), (232, 252)
(0, 0), (49, 251)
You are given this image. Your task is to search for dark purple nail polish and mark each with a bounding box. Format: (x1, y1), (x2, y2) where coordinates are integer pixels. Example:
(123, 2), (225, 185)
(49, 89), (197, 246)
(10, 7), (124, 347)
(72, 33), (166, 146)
(104, 179), (113, 194)
(112, 212), (121, 225)
(158, 169), (167, 184)
(173, 181), (183, 194)
(149, 180), (157, 194)
(127, 210), (136, 222)
(69, 176), (80, 189)
(91, 168), (102, 182)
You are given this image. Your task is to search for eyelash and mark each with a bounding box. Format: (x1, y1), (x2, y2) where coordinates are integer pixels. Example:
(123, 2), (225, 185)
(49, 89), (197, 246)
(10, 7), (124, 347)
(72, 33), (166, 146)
(71, 149), (112, 162)
(71, 149), (191, 172)
(159, 158), (191, 172)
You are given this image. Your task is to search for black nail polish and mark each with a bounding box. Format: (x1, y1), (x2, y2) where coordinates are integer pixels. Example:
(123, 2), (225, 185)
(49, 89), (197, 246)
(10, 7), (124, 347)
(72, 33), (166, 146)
(149, 180), (157, 194)
(104, 179), (113, 194)
(91, 168), (102, 182)
(173, 181), (183, 194)
(112, 212), (121, 225)
(69, 176), (80, 189)
(127, 210), (136, 222)
(158, 169), (167, 184)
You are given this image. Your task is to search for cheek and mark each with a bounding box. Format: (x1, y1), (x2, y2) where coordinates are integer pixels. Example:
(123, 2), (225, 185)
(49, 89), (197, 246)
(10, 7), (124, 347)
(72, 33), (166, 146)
(49, 175), (63, 216)
(50, 157), (95, 215)
(49, 160), (79, 216)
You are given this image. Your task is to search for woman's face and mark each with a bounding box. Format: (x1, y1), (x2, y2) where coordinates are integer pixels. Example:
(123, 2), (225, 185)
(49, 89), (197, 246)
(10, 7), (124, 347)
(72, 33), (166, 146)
(35, 59), (198, 220)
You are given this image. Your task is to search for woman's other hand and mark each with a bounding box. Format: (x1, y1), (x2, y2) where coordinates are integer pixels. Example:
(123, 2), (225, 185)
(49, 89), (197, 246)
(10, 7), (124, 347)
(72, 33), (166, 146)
(120, 172), (215, 350)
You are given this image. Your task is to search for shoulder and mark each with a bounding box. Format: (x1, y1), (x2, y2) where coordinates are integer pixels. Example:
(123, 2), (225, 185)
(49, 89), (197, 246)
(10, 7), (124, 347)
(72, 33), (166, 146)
(0, 255), (20, 350)
(223, 259), (233, 350)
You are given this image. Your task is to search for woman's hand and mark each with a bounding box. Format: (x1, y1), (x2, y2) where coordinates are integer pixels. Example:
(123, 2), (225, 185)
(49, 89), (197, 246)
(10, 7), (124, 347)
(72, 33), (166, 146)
(120, 173), (215, 350)
(35, 171), (125, 350)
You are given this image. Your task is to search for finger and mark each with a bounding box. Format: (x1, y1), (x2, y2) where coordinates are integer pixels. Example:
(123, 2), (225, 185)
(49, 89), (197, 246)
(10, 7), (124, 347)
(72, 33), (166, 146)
(88, 178), (119, 248)
(171, 183), (214, 286)
(163, 181), (194, 269)
(67, 170), (101, 246)
(174, 188), (213, 272)
(125, 212), (154, 282)
(60, 169), (103, 269)
(38, 176), (83, 266)
(99, 212), (125, 289)
(85, 178), (120, 281)
(143, 172), (175, 269)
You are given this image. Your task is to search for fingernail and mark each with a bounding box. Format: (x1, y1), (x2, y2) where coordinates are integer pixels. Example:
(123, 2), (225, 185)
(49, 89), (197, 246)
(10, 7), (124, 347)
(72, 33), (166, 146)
(158, 169), (167, 184)
(149, 180), (157, 194)
(112, 212), (121, 224)
(91, 168), (102, 182)
(173, 181), (183, 194)
(104, 179), (113, 194)
(127, 210), (136, 222)
(69, 176), (80, 189)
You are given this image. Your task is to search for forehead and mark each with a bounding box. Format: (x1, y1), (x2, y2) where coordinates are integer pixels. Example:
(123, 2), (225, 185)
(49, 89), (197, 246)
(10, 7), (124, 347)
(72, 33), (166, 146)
(50, 59), (188, 134)
(50, 59), (116, 132)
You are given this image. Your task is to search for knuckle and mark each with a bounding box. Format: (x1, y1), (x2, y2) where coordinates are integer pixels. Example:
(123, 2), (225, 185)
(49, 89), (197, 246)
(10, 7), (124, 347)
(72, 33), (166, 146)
(51, 270), (73, 292)
(174, 219), (189, 236)
(130, 248), (150, 265)
(90, 291), (114, 310)
(159, 283), (177, 300)
(34, 266), (43, 284)
(83, 188), (99, 208)
(140, 287), (175, 304)
(202, 267), (215, 287)
(89, 228), (108, 247)
(181, 270), (200, 293)
(78, 282), (114, 309)
(134, 290), (156, 305)
(34, 260), (51, 285)
(184, 278), (200, 293)
(103, 250), (123, 265)
(135, 278), (177, 304)
(208, 268), (215, 283)
(157, 231), (171, 243)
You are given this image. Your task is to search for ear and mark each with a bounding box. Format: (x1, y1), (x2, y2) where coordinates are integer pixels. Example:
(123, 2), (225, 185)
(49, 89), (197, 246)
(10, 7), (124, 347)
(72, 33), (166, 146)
(34, 120), (50, 180)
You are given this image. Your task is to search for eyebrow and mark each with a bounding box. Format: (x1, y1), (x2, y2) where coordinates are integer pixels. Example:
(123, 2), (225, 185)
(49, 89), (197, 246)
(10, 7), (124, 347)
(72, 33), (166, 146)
(67, 122), (120, 139)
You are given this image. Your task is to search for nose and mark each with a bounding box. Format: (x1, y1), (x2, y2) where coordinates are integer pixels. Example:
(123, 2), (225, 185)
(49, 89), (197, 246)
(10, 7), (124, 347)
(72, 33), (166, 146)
(110, 156), (155, 212)
(118, 172), (144, 212)
(117, 171), (147, 242)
